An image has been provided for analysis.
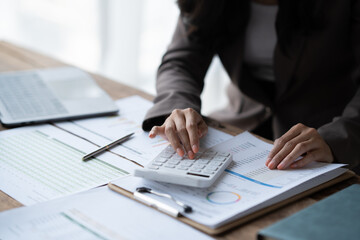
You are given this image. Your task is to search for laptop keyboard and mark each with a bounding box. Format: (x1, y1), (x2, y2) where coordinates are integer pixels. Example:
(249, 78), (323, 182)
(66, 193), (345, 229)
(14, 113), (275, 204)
(0, 73), (68, 120)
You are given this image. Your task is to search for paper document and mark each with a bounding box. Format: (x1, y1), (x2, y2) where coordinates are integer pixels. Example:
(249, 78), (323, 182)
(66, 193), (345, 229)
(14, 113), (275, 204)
(0, 95), (232, 206)
(212, 132), (337, 189)
(55, 95), (232, 166)
(0, 186), (213, 240)
(112, 132), (347, 229)
(0, 124), (136, 205)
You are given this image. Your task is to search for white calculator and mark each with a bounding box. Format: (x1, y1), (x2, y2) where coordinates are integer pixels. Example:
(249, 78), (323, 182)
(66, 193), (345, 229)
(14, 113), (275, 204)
(134, 145), (232, 188)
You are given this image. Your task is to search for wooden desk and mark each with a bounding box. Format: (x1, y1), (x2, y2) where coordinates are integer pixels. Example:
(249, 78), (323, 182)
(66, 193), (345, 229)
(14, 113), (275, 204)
(0, 41), (359, 239)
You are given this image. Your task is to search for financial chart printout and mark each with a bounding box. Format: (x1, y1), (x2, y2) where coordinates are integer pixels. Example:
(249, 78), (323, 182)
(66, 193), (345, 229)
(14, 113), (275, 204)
(213, 132), (332, 189)
(113, 132), (346, 229)
(0, 125), (128, 205)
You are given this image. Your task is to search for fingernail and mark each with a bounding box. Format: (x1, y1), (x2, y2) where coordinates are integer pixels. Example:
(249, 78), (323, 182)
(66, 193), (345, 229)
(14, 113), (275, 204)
(192, 144), (198, 153)
(177, 148), (184, 157)
(277, 163), (284, 169)
(188, 151), (194, 159)
(268, 161), (275, 169)
(265, 158), (271, 165)
(291, 163), (298, 168)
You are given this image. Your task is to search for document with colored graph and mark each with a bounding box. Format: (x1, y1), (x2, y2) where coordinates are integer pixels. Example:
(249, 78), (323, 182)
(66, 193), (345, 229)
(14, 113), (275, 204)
(111, 132), (347, 229)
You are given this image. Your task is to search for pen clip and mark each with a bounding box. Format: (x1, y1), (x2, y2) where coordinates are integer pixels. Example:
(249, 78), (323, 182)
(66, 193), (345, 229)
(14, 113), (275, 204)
(136, 187), (192, 214)
(134, 191), (180, 217)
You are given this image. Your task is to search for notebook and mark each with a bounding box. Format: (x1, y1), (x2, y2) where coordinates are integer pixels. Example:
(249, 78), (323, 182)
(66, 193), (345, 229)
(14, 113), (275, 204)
(0, 67), (118, 127)
(257, 184), (360, 240)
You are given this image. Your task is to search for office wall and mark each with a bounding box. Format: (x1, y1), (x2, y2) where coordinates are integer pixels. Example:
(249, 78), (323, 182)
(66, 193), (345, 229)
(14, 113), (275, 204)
(0, 0), (230, 115)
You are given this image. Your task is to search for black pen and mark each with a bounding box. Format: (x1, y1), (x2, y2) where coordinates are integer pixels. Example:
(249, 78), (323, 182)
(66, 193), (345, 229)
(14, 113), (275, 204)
(82, 132), (134, 161)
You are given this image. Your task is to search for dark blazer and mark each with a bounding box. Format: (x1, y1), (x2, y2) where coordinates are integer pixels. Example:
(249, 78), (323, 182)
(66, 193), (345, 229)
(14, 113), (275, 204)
(143, 1), (360, 170)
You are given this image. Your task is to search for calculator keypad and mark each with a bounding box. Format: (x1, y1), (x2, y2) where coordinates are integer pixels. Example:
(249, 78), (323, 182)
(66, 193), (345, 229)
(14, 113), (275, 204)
(134, 144), (232, 187)
(148, 145), (230, 176)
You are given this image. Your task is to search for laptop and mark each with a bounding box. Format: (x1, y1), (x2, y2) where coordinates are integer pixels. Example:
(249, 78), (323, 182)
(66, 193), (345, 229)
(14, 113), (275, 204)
(0, 67), (118, 127)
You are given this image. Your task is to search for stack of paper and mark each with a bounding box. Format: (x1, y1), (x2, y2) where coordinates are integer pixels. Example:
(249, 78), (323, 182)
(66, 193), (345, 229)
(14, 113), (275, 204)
(0, 95), (349, 238)
(0, 187), (213, 240)
(0, 96), (232, 206)
(111, 132), (347, 229)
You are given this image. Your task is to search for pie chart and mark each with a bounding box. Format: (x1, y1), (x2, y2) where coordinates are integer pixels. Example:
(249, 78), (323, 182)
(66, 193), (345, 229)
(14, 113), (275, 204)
(206, 191), (241, 205)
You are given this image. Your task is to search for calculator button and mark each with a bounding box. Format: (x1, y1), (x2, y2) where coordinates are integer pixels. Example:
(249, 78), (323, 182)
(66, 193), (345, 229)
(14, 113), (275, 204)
(177, 166), (189, 170)
(149, 165), (159, 170)
(200, 154), (214, 160)
(206, 150), (217, 154)
(206, 166), (218, 171)
(152, 162), (163, 166)
(192, 164), (206, 169)
(217, 153), (230, 157)
(168, 160), (180, 165)
(197, 159), (210, 164)
(171, 155), (183, 160)
(164, 164), (176, 168)
(155, 158), (168, 163)
(160, 152), (173, 158)
(203, 150), (216, 155)
(163, 146), (175, 153)
(203, 170), (215, 174)
(179, 162), (193, 167)
(209, 161), (222, 166)
(189, 169), (202, 173)
(213, 156), (227, 162)
(181, 160), (195, 164)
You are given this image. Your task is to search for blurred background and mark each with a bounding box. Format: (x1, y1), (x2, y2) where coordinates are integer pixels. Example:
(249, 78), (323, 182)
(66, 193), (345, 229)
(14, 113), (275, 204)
(0, 0), (230, 115)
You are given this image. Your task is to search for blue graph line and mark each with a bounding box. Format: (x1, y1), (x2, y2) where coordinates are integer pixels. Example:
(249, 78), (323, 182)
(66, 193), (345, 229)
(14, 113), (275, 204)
(225, 169), (282, 189)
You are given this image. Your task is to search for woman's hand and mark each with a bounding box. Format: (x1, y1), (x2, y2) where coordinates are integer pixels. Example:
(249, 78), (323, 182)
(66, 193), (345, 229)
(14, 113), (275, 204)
(149, 108), (208, 159)
(266, 123), (334, 170)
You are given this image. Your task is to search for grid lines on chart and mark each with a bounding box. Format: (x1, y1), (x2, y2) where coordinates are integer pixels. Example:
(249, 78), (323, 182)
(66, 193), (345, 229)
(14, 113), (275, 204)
(0, 130), (128, 194)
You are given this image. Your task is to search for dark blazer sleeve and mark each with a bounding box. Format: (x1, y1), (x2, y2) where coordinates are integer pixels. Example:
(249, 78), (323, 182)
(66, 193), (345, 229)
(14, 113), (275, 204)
(142, 17), (215, 131)
(318, 0), (360, 169)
